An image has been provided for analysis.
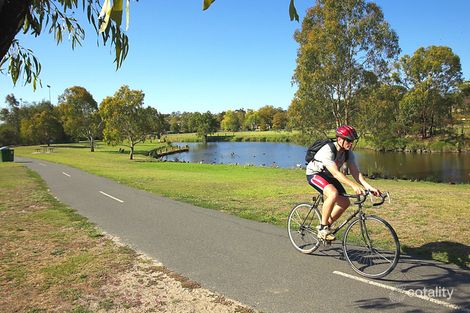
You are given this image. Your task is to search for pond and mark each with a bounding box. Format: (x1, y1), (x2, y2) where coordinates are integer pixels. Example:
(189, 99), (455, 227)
(165, 142), (470, 184)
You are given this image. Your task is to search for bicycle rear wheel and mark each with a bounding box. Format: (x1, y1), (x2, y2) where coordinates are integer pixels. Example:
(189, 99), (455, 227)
(343, 215), (400, 278)
(287, 203), (322, 254)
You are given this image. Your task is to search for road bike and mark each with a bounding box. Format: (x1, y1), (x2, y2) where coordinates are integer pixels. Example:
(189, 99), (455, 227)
(287, 191), (400, 278)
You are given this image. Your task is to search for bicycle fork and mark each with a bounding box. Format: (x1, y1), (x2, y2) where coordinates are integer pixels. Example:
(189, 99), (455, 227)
(359, 214), (374, 253)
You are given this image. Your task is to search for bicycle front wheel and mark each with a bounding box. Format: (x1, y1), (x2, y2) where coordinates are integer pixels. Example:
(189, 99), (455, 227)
(343, 215), (400, 278)
(287, 203), (322, 254)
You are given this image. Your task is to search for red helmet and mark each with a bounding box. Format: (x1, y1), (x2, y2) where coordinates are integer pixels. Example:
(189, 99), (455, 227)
(336, 125), (359, 141)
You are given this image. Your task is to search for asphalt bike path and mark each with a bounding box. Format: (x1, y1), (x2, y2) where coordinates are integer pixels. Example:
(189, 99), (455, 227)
(18, 157), (470, 313)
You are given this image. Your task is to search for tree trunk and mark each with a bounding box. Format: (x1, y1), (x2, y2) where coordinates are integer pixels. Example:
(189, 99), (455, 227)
(129, 145), (134, 160)
(89, 137), (95, 152)
(0, 0), (31, 62)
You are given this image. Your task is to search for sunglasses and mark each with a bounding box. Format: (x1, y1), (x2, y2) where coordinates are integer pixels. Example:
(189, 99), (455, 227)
(343, 138), (354, 143)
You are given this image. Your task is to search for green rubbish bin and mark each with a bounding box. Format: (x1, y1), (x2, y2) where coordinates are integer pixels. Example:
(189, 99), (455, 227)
(0, 147), (14, 162)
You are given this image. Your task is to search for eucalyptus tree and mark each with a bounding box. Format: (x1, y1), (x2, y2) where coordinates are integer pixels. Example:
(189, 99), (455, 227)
(394, 46), (463, 138)
(458, 81), (470, 115)
(221, 110), (241, 132)
(243, 109), (260, 131)
(57, 86), (102, 151)
(272, 111), (287, 130)
(1, 0), (129, 89)
(0, 94), (21, 144)
(100, 85), (161, 160)
(291, 0), (400, 132)
(356, 84), (406, 148)
(194, 111), (218, 142)
(19, 101), (64, 145)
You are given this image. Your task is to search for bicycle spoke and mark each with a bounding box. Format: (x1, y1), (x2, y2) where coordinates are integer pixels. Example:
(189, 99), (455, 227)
(343, 215), (400, 278)
(293, 210), (304, 227)
(371, 248), (394, 263)
(288, 203), (321, 254)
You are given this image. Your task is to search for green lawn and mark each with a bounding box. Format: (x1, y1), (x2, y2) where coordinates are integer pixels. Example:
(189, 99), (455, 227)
(14, 143), (470, 268)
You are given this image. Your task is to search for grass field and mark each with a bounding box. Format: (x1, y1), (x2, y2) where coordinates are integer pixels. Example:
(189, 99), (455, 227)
(13, 143), (470, 268)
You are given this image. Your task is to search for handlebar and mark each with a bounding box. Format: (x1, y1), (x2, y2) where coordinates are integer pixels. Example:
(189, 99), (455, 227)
(341, 190), (389, 206)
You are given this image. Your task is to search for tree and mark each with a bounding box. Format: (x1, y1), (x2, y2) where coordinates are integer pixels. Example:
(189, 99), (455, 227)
(19, 101), (64, 145)
(100, 85), (160, 160)
(1, 0), (130, 89)
(457, 81), (470, 116)
(58, 86), (101, 152)
(221, 110), (241, 132)
(168, 114), (181, 133)
(356, 84), (406, 148)
(257, 105), (278, 130)
(0, 124), (17, 146)
(272, 111), (287, 130)
(194, 111), (218, 142)
(0, 94), (21, 144)
(395, 46), (463, 138)
(1, 1), (299, 89)
(287, 94), (332, 144)
(292, 0), (400, 129)
(243, 110), (260, 131)
(179, 112), (197, 133)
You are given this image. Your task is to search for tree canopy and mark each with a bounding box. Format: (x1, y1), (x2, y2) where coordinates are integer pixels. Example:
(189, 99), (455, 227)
(394, 46), (463, 138)
(99, 85), (162, 159)
(58, 86), (102, 151)
(292, 0), (400, 133)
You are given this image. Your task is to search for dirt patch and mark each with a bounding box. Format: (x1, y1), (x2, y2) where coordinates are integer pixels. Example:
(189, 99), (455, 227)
(87, 234), (257, 313)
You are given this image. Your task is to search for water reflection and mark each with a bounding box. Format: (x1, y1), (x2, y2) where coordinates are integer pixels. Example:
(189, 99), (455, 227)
(164, 142), (470, 183)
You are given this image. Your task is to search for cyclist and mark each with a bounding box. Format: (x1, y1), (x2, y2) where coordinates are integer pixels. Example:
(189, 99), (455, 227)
(306, 125), (381, 241)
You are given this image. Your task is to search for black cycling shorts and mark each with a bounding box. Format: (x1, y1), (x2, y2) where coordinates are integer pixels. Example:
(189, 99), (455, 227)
(307, 172), (346, 195)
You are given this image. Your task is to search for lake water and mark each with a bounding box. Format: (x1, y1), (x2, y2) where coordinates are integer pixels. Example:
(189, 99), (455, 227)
(166, 142), (470, 184)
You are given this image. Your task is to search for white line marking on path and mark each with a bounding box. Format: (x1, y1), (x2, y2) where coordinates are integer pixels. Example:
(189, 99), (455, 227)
(99, 191), (124, 203)
(38, 163), (47, 166)
(62, 172), (71, 177)
(333, 271), (468, 312)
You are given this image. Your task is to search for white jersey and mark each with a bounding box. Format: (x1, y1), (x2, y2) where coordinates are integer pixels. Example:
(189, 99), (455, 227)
(306, 142), (358, 176)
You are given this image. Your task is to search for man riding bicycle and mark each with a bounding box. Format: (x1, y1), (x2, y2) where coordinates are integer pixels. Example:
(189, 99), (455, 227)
(306, 125), (381, 241)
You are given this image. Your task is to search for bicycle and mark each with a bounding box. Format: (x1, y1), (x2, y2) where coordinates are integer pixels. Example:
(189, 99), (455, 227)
(287, 190), (400, 278)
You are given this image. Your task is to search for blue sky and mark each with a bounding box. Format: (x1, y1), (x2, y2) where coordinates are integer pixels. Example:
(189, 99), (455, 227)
(1, 0), (470, 114)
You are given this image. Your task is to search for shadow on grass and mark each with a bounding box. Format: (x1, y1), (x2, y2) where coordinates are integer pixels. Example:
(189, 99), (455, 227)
(207, 135), (234, 142)
(47, 145), (90, 149)
(402, 241), (470, 270)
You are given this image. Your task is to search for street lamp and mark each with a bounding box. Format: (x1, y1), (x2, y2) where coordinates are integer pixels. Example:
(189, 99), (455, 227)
(47, 85), (51, 103)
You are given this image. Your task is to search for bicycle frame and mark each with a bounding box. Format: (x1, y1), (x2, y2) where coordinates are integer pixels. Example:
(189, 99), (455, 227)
(330, 208), (362, 236)
(304, 191), (386, 242)
(312, 195), (366, 236)
(297, 196), (323, 229)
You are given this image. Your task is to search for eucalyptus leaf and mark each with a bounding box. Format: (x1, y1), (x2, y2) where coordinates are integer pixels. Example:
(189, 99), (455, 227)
(110, 0), (123, 28)
(289, 0), (299, 21)
(203, 0), (215, 11)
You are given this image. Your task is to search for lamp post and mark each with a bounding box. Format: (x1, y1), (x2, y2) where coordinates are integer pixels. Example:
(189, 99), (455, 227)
(47, 85), (51, 103)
